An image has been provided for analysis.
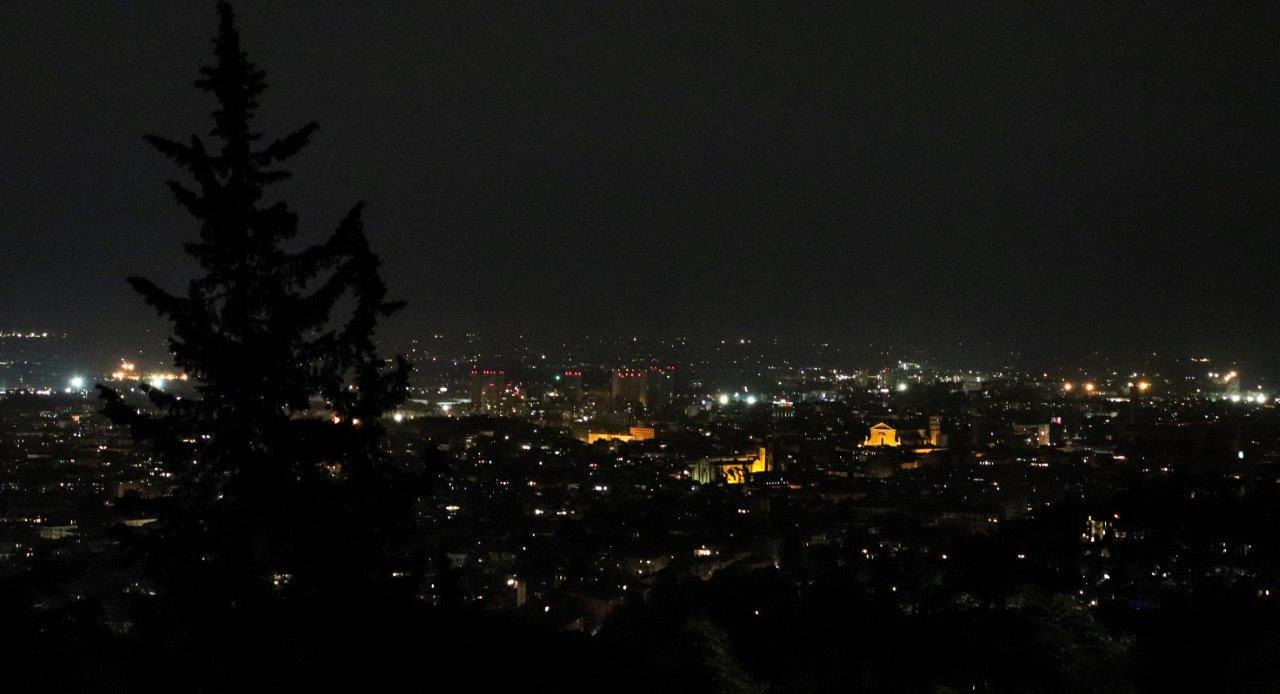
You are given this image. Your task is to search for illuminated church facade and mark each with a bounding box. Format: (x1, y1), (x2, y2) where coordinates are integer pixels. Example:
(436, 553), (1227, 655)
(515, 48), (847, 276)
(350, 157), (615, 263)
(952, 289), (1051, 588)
(862, 417), (946, 449)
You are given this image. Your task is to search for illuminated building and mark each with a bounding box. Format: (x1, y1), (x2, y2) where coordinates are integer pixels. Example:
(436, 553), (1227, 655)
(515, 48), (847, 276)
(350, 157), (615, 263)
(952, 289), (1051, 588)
(469, 368), (506, 414)
(864, 418), (947, 449)
(863, 422), (900, 447)
(40, 524), (78, 540)
(691, 447), (771, 484)
(583, 425), (655, 444)
(906, 416), (947, 448)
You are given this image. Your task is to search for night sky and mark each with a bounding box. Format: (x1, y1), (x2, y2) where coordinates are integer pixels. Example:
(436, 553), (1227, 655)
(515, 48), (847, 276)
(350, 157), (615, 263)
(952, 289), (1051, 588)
(2, 2), (1278, 365)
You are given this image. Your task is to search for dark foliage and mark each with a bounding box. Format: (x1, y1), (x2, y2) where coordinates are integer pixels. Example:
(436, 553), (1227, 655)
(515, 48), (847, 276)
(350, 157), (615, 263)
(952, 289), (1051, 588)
(96, 1), (411, 605)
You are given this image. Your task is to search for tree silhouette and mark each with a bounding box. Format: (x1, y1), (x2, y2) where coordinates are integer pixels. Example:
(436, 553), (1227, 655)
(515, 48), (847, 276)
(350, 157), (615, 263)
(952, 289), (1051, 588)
(98, 1), (410, 602)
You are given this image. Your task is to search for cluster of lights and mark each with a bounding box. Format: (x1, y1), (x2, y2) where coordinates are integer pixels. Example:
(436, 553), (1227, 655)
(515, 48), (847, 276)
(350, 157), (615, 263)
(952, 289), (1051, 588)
(713, 392), (760, 406)
(110, 361), (188, 389)
(72, 371), (193, 393)
(1226, 393), (1270, 404)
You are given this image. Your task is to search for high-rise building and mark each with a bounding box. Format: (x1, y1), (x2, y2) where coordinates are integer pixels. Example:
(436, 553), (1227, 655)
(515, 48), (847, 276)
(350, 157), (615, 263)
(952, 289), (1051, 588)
(611, 368), (649, 406)
(470, 368), (506, 414)
(609, 365), (676, 409)
(646, 365), (676, 409)
(560, 369), (584, 409)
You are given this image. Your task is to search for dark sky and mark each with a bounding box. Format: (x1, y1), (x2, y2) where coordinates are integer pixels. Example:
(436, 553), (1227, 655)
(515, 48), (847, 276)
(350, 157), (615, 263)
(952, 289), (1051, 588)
(2, 1), (1278, 365)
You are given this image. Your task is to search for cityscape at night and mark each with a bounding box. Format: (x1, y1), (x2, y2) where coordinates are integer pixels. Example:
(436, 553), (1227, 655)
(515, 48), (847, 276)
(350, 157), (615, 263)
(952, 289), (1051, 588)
(3, 2), (1279, 692)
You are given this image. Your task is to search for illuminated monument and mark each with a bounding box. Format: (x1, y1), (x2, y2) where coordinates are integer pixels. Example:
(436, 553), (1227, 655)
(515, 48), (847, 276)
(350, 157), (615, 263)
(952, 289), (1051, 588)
(583, 426), (656, 444)
(690, 447), (772, 485)
(864, 422), (900, 447)
(862, 417), (946, 449)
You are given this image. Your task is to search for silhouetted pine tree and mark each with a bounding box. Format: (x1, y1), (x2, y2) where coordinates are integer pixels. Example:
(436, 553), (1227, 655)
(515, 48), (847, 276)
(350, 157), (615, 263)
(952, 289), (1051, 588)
(98, 1), (410, 603)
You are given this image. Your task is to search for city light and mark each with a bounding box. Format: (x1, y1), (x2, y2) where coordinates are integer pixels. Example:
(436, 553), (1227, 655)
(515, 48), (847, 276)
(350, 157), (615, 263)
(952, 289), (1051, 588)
(4, 2), (1276, 687)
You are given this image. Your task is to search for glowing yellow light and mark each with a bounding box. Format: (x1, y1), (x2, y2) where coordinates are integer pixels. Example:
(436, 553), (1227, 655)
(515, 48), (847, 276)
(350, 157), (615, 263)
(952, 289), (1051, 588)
(863, 422), (900, 447)
(1137, 381), (1151, 393)
(1063, 382), (1074, 392)
(1084, 383), (1096, 393)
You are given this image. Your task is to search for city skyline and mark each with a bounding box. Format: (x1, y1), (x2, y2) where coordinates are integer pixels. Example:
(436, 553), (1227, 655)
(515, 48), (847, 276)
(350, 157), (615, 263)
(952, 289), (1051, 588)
(4, 4), (1280, 690)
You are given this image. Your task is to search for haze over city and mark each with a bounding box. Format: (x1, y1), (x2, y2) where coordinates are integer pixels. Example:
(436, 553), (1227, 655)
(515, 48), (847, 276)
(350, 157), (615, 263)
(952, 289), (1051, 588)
(3, 2), (1277, 365)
